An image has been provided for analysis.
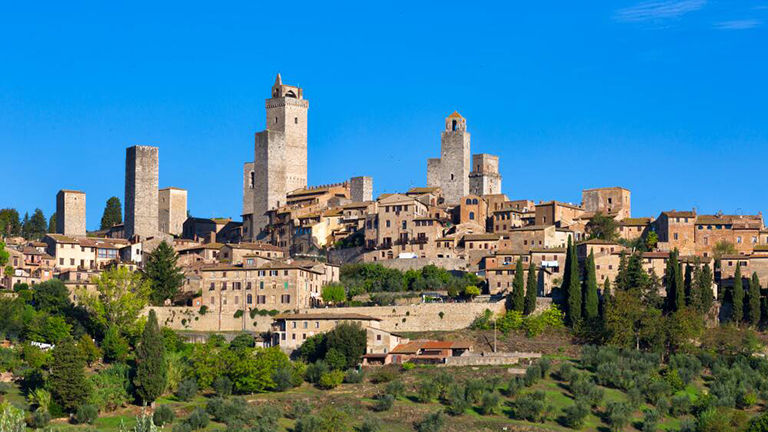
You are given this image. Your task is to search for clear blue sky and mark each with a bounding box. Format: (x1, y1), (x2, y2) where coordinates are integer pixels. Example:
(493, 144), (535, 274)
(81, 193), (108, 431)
(2, 1), (767, 230)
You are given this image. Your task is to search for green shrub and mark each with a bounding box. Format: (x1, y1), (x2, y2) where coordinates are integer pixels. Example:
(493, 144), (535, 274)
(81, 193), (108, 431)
(185, 407), (209, 430)
(479, 391), (501, 415)
(153, 405), (176, 426)
(524, 364), (542, 386)
(369, 367), (397, 384)
(465, 379), (486, 403)
(305, 361), (329, 384)
(233, 309), (243, 318)
(641, 409), (659, 432)
(198, 305), (208, 315)
(502, 377), (523, 397)
(89, 363), (131, 412)
(605, 401), (632, 431)
(27, 408), (51, 429)
(360, 416), (383, 432)
(511, 391), (547, 422)
(271, 365), (297, 392)
(402, 362), (415, 371)
(373, 393), (394, 412)
(671, 394), (692, 416)
(556, 363), (576, 382)
(287, 400), (312, 419)
(75, 404), (98, 424)
(414, 410), (444, 432)
(318, 370), (344, 390)
(444, 384), (469, 416)
(294, 414), (323, 432)
(212, 376), (232, 397)
(385, 380), (405, 398)
(343, 369), (364, 384)
(561, 402), (588, 429)
(176, 378), (198, 401)
(417, 380), (440, 403)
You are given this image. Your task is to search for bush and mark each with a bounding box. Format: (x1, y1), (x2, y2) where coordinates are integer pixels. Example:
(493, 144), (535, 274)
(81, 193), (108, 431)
(153, 405), (176, 426)
(525, 364), (542, 386)
(502, 377), (523, 397)
(479, 391), (501, 415)
(605, 401), (631, 431)
(75, 404), (99, 424)
(185, 407), (209, 430)
(360, 416), (383, 432)
(233, 309), (243, 318)
(561, 402), (588, 429)
(294, 415), (323, 432)
(641, 409), (659, 432)
(318, 370), (344, 390)
(176, 378), (198, 401)
(385, 380), (405, 398)
(511, 391), (547, 422)
(89, 363), (131, 412)
(402, 362), (415, 371)
(465, 379), (486, 403)
(369, 367), (397, 384)
(287, 400), (312, 419)
(343, 369), (364, 384)
(198, 305), (208, 315)
(556, 363), (577, 382)
(172, 422), (192, 432)
(272, 365), (297, 392)
(414, 410), (444, 432)
(212, 376), (232, 397)
(305, 360), (329, 384)
(373, 394), (394, 412)
(444, 384), (469, 416)
(27, 408), (51, 429)
(671, 394), (692, 416)
(417, 380), (440, 403)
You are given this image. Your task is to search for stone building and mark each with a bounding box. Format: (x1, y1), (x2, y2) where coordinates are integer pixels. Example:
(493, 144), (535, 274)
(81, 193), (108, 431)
(618, 217), (652, 241)
(350, 176), (373, 202)
(125, 145), (159, 239)
(469, 153), (502, 196)
(427, 112), (471, 204)
(271, 313), (403, 354)
(653, 210), (697, 255)
(457, 194), (488, 226)
(534, 201), (585, 227)
(582, 187), (631, 220)
(56, 190), (86, 237)
(158, 187), (187, 236)
(243, 74), (309, 239)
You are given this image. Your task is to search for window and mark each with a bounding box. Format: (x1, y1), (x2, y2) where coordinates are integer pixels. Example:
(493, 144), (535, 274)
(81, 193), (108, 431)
(737, 236), (742, 244)
(469, 211), (475, 220)
(247, 294), (252, 304)
(402, 221), (407, 229)
(294, 117), (298, 124)
(386, 220), (391, 228)
(673, 233), (678, 240)
(209, 282), (215, 291)
(466, 198), (472, 205)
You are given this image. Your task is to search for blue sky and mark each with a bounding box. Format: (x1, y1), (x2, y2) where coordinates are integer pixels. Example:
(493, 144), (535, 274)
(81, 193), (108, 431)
(2, 1), (767, 229)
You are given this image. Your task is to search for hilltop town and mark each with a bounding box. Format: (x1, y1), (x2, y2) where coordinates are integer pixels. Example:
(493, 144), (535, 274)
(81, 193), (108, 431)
(3, 75), (768, 432)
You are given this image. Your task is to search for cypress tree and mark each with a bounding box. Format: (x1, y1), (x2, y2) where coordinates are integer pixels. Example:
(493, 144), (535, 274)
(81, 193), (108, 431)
(699, 263), (714, 315)
(690, 264), (703, 313)
(49, 338), (91, 412)
(134, 310), (167, 404)
(48, 212), (57, 233)
(664, 249), (684, 312)
(523, 260), (537, 315)
(683, 264), (693, 306)
(561, 237), (573, 293)
(732, 263), (744, 324)
(100, 196), (123, 230)
(566, 240), (581, 326)
(600, 278), (612, 320)
(510, 258), (525, 312)
(583, 250), (599, 320)
(615, 252), (628, 291)
(748, 272), (761, 326)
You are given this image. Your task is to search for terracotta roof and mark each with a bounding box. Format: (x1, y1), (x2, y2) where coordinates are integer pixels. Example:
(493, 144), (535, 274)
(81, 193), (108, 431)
(407, 187), (441, 195)
(45, 234), (79, 244)
(274, 313), (380, 321)
(463, 233), (501, 241)
(225, 242), (283, 252)
(620, 218), (652, 226)
(447, 111), (463, 119)
(662, 210), (696, 218)
(390, 340), (471, 354)
(642, 251), (670, 259)
(530, 247), (566, 253)
(577, 239), (621, 246)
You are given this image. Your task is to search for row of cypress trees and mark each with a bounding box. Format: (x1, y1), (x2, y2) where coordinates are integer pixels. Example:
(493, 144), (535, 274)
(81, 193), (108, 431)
(506, 258), (539, 315)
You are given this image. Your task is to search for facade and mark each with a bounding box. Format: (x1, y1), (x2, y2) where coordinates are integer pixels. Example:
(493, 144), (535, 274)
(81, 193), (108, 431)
(582, 187), (631, 220)
(427, 112), (471, 204)
(469, 153), (502, 196)
(125, 145), (159, 239)
(244, 74), (309, 237)
(271, 313), (403, 353)
(158, 187), (187, 236)
(56, 190), (86, 237)
(535, 201), (585, 227)
(350, 176), (373, 202)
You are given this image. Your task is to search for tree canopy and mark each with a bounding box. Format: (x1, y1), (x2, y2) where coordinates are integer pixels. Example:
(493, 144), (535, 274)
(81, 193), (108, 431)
(100, 197), (123, 230)
(143, 241), (185, 305)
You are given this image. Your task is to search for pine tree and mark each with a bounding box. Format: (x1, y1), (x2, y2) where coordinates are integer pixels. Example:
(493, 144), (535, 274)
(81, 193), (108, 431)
(134, 310), (167, 404)
(732, 263), (744, 324)
(22, 209), (47, 240)
(510, 258), (525, 312)
(523, 260), (537, 315)
(144, 241), (185, 305)
(600, 278), (612, 320)
(100, 197), (123, 230)
(748, 272), (761, 326)
(49, 338), (91, 412)
(699, 263), (714, 315)
(48, 212), (57, 233)
(566, 239), (581, 326)
(583, 250), (599, 320)
(0, 208), (22, 236)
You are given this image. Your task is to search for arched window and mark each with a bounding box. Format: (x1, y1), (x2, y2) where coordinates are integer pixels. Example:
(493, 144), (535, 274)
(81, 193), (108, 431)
(469, 211), (475, 220)
(451, 173), (455, 180)
(472, 198), (478, 205)
(466, 198), (472, 205)
(247, 294), (253, 304)
(452, 120), (458, 131)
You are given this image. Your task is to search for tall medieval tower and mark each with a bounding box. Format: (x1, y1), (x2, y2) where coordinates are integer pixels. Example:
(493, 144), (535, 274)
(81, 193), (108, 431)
(427, 112), (470, 204)
(243, 74), (309, 239)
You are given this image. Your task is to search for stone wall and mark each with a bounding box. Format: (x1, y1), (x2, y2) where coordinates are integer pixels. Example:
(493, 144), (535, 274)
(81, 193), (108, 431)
(242, 162), (255, 219)
(350, 176), (373, 202)
(445, 351), (541, 367)
(56, 190), (86, 237)
(146, 306), (275, 332)
(125, 146), (159, 238)
(373, 257), (469, 272)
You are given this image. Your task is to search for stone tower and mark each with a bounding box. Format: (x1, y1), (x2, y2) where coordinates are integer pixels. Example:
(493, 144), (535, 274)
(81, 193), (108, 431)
(350, 176), (373, 202)
(125, 145), (159, 239)
(158, 187), (187, 236)
(244, 74), (309, 238)
(469, 154), (502, 196)
(426, 112), (470, 204)
(56, 190), (86, 236)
